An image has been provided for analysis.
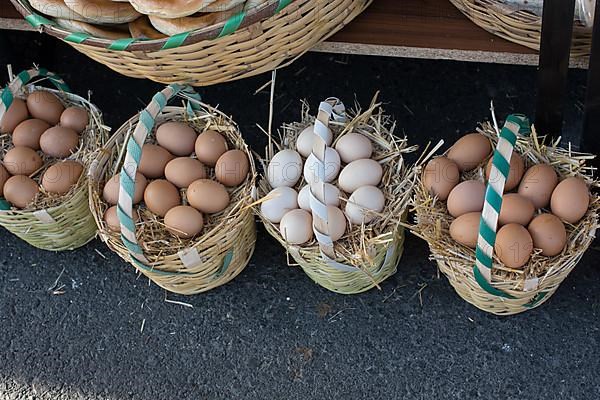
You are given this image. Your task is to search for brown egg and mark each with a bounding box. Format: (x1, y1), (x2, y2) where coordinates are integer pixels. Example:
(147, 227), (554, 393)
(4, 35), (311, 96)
(138, 144), (174, 179)
(447, 133), (491, 171)
(156, 122), (197, 156)
(449, 212), (481, 248)
(12, 119), (50, 150)
(551, 177), (589, 224)
(60, 107), (89, 133)
(446, 180), (485, 218)
(143, 179), (181, 217)
(194, 130), (228, 167)
(3, 175), (39, 208)
(187, 179), (230, 214)
(215, 149), (249, 187)
(0, 164), (9, 197)
(40, 126), (79, 158)
(485, 152), (524, 192)
(422, 157), (460, 201)
(164, 205), (204, 238)
(498, 193), (535, 226)
(26, 90), (64, 125)
(495, 224), (533, 269)
(41, 160), (83, 195)
(528, 213), (567, 256)
(103, 205), (139, 233)
(3, 146), (43, 176)
(103, 205), (121, 232)
(103, 172), (147, 205)
(518, 164), (558, 209)
(0, 98), (29, 134)
(165, 157), (207, 188)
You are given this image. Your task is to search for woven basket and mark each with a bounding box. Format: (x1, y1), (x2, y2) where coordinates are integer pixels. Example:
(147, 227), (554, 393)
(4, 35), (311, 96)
(449, 0), (592, 58)
(0, 67), (108, 251)
(256, 97), (417, 294)
(413, 115), (599, 315)
(89, 84), (256, 295)
(10, 0), (372, 86)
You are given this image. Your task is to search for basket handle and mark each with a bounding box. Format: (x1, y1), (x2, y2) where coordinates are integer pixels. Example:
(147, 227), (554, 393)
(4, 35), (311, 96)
(116, 84), (202, 269)
(473, 114), (531, 299)
(0, 67), (70, 123)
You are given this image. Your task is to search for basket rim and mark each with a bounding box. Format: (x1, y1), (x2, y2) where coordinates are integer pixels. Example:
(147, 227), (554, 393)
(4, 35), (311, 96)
(9, 0), (295, 52)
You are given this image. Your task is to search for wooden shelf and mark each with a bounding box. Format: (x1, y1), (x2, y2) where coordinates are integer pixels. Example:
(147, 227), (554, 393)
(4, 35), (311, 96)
(0, 0), (587, 67)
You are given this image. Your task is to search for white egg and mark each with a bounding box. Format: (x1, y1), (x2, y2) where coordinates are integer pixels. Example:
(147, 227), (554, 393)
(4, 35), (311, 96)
(338, 159), (383, 193)
(267, 149), (303, 188)
(296, 124), (333, 158)
(324, 206), (347, 242)
(280, 209), (313, 244)
(345, 185), (385, 225)
(260, 186), (298, 223)
(303, 148), (341, 185)
(298, 183), (341, 211)
(334, 133), (373, 164)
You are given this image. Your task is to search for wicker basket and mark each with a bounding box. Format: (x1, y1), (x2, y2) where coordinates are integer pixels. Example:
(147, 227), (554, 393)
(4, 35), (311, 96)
(89, 84), (256, 295)
(413, 114), (599, 315)
(0, 67), (109, 251)
(10, 0), (372, 86)
(449, 0), (592, 58)
(256, 97), (417, 294)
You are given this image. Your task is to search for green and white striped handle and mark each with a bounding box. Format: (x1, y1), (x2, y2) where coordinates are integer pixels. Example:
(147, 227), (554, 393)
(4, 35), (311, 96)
(116, 84), (202, 273)
(473, 114), (530, 299)
(0, 67), (70, 210)
(19, 0), (294, 51)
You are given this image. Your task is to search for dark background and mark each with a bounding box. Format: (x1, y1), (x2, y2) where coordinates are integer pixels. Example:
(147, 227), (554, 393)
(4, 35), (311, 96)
(0, 31), (599, 400)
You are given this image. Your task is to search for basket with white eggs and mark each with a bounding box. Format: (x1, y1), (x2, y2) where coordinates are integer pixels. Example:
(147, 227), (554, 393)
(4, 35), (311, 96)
(413, 113), (599, 315)
(257, 96), (418, 294)
(88, 85), (256, 295)
(0, 66), (109, 251)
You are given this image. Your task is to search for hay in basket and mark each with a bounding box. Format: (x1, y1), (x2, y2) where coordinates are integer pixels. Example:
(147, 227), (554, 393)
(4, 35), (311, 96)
(412, 112), (599, 315)
(0, 67), (109, 251)
(89, 84), (256, 295)
(256, 94), (418, 294)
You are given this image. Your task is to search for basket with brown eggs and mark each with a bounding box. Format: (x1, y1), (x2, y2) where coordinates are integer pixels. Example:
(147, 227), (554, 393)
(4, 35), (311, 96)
(413, 114), (599, 315)
(256, 96), (418, 294)
(88, 84), (256, 295)
(0, 67), (109, 251)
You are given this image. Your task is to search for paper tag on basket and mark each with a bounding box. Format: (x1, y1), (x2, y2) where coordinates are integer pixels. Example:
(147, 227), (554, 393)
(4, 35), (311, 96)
(33, 210), (56, 223)
(251, 186), (258, 201)
(178, 247), (202, 268)
(88, 159), (99, 179)
(523, 277), (539, 292)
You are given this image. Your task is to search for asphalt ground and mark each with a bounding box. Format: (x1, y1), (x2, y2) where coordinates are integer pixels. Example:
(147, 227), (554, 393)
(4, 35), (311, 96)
(0, 30), (599, 400)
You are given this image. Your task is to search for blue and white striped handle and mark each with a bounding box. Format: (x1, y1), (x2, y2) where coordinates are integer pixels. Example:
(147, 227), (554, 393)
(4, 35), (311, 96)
(117, 84), (202, 269)
(1, 67), (70, 125)
(473, 114), (530, 298)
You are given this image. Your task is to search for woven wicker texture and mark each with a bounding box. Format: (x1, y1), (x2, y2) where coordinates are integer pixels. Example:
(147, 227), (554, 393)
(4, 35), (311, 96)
(0, 67), (109, 251)
(413, 120), (599, 315)
(449, 0), (592, 58)
(11, 0), (372, 86)
(257, 97), (417, 294)
(89, 86), (256, 295)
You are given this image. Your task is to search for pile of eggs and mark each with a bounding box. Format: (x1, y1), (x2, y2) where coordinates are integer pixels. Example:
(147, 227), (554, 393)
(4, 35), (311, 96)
(261, 125), (385, 245)
(0, 90), (89, 208)
(423, 133), (590, 269)
(102, 122), (249, 239)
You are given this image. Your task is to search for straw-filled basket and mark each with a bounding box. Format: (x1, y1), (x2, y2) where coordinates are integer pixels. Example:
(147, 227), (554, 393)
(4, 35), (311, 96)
(89, 84), (256, 295)
(11, 0), (372, 86)
(449, 0), (592, 58)
(256, 96), (418, 294)
(413, 114), (599, 315)
(0, 67), (108, 251)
